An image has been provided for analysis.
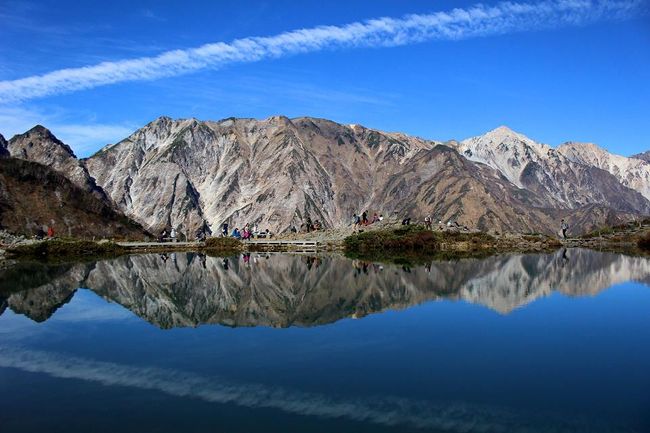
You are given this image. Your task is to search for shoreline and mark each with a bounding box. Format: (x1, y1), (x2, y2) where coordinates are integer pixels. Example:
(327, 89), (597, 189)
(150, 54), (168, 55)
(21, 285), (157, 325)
(3, 224), (648, 264)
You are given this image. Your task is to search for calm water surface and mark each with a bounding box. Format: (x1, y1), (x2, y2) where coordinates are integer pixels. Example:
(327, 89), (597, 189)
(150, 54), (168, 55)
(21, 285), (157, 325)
(0, 249), (649, 433)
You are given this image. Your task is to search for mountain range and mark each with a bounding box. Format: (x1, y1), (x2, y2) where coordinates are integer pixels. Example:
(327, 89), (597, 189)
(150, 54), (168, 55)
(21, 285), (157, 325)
(2, 116), (649, 237)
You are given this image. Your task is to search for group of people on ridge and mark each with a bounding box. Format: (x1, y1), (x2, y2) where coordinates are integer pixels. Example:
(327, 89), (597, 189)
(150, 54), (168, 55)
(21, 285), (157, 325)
(222, 222), (272, 240)
(353, 211), (383, 230)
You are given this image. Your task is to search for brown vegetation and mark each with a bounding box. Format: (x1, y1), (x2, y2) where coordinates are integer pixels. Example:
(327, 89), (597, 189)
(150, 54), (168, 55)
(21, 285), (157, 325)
(0, 158), (148, 240)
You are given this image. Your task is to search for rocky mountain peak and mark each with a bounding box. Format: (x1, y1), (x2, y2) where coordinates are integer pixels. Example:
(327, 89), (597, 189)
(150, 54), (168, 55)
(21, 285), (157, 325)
(481, 125), (544, 149)
(10, 125), (76, 158)
(632, 150), (650, 163)
(7, 125), (109, 201)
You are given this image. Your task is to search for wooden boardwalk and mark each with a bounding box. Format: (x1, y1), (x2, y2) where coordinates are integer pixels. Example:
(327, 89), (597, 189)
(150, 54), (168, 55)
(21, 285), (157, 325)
(117, 239), (323, 251)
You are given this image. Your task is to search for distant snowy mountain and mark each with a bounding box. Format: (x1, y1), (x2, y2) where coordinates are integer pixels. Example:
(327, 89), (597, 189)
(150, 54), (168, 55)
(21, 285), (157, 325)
(454, 126), (649, 211)
(558, 141), (650, 200)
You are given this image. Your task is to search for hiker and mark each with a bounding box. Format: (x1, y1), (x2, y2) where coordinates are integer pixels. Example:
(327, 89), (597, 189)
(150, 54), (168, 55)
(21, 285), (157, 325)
(265, 229), (272, 238)
(35, 227), (45, 240)
(353, 213), (361, 231)
(231, 227), (241, 239)
(253, 224), (259, 237)
(561, 219), (569, 239)
(362, 211), (368, 225)
(170, 227), (177, 243)
(222, 223), (229, 237)
(47, 226), (55, 238)
(424, 215), (432, 230)
(306, 217), (313, 233)
(402, 217), (411, 225)
(379, 214), (384, 222)
(290, 226), (297, 233)
(159, 229), (167, 242)
(372, 213), (379, 224)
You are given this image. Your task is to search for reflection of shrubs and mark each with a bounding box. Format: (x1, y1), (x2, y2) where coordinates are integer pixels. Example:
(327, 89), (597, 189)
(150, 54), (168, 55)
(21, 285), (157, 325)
(637, 232), (650, 251)
(203, 237), (242, 254)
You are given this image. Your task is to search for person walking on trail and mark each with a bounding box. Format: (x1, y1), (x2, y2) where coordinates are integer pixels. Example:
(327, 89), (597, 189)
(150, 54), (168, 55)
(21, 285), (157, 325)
(353, 213), (361, 231)
(222, 223), (229, 237)
(170, 227), (177, 243)
(424, 215), (432, 230)
(362, 211), (368, 225)
(561, 219), (569, 239)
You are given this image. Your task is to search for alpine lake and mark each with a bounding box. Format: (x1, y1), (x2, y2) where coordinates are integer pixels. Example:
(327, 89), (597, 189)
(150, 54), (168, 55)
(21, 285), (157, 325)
(1, 249), (649, 433)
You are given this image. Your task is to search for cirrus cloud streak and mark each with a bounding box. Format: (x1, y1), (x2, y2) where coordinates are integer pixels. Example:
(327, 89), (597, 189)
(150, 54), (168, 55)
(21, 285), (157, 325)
(0, 0), (644, 103)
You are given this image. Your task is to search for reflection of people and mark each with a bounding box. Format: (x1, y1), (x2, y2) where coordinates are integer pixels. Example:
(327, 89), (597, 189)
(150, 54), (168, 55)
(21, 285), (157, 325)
(561, 248), (569, 267)
(222, 258), (229, 270)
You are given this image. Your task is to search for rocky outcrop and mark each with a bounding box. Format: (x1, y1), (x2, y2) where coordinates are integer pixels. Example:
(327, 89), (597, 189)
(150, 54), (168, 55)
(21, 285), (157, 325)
(3, 249), (650, 326)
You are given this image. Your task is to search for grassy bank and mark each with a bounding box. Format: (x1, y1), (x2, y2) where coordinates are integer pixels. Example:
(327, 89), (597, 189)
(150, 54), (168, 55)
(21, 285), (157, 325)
(201, 237), (243, 255)
(7, 239), (126, 261)
(344, 225), (561, 264)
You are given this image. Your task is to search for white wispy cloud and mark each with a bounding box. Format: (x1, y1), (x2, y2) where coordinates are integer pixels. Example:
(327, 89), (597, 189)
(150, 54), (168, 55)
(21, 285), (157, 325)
(0, 0), (644, 103)
(0, 106), (135, 156)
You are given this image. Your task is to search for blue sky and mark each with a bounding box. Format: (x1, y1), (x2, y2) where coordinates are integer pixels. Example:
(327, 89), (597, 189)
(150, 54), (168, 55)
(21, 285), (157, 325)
(0, 0), (649, 157)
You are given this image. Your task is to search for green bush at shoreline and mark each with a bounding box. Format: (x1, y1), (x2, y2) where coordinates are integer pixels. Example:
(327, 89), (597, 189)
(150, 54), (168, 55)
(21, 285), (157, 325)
(202, 237), (243, 255)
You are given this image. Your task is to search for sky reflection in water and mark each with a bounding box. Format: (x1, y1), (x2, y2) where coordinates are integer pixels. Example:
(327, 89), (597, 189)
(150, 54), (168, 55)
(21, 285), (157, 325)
(0, 249), (649, 433)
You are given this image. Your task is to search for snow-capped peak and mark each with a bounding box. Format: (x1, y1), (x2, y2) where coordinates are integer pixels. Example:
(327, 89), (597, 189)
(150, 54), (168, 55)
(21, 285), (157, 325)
(455, 126), (551, 188)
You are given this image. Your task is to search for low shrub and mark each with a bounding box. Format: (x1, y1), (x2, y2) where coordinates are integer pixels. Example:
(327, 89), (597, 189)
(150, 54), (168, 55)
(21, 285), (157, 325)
(203, 237), (243, 254)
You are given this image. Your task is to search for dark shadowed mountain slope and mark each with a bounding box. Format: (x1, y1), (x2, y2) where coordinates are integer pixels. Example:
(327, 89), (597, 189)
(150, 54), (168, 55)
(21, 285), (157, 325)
(0, 158), (148, 239)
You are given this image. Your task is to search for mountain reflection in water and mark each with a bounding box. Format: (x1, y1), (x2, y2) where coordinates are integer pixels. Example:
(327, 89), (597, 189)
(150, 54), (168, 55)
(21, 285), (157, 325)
(2, 248), (649, 329)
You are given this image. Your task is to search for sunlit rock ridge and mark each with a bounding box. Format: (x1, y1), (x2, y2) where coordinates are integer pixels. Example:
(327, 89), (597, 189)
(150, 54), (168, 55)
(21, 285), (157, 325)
(3, 117), (650, 235)
(3, 249), (650, 328)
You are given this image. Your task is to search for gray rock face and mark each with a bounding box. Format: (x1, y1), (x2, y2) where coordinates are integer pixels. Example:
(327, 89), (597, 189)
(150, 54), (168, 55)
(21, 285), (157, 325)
(85, 116), (443, 235)
(83, 117), (650, 235)
(7, 125), (108, 201)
